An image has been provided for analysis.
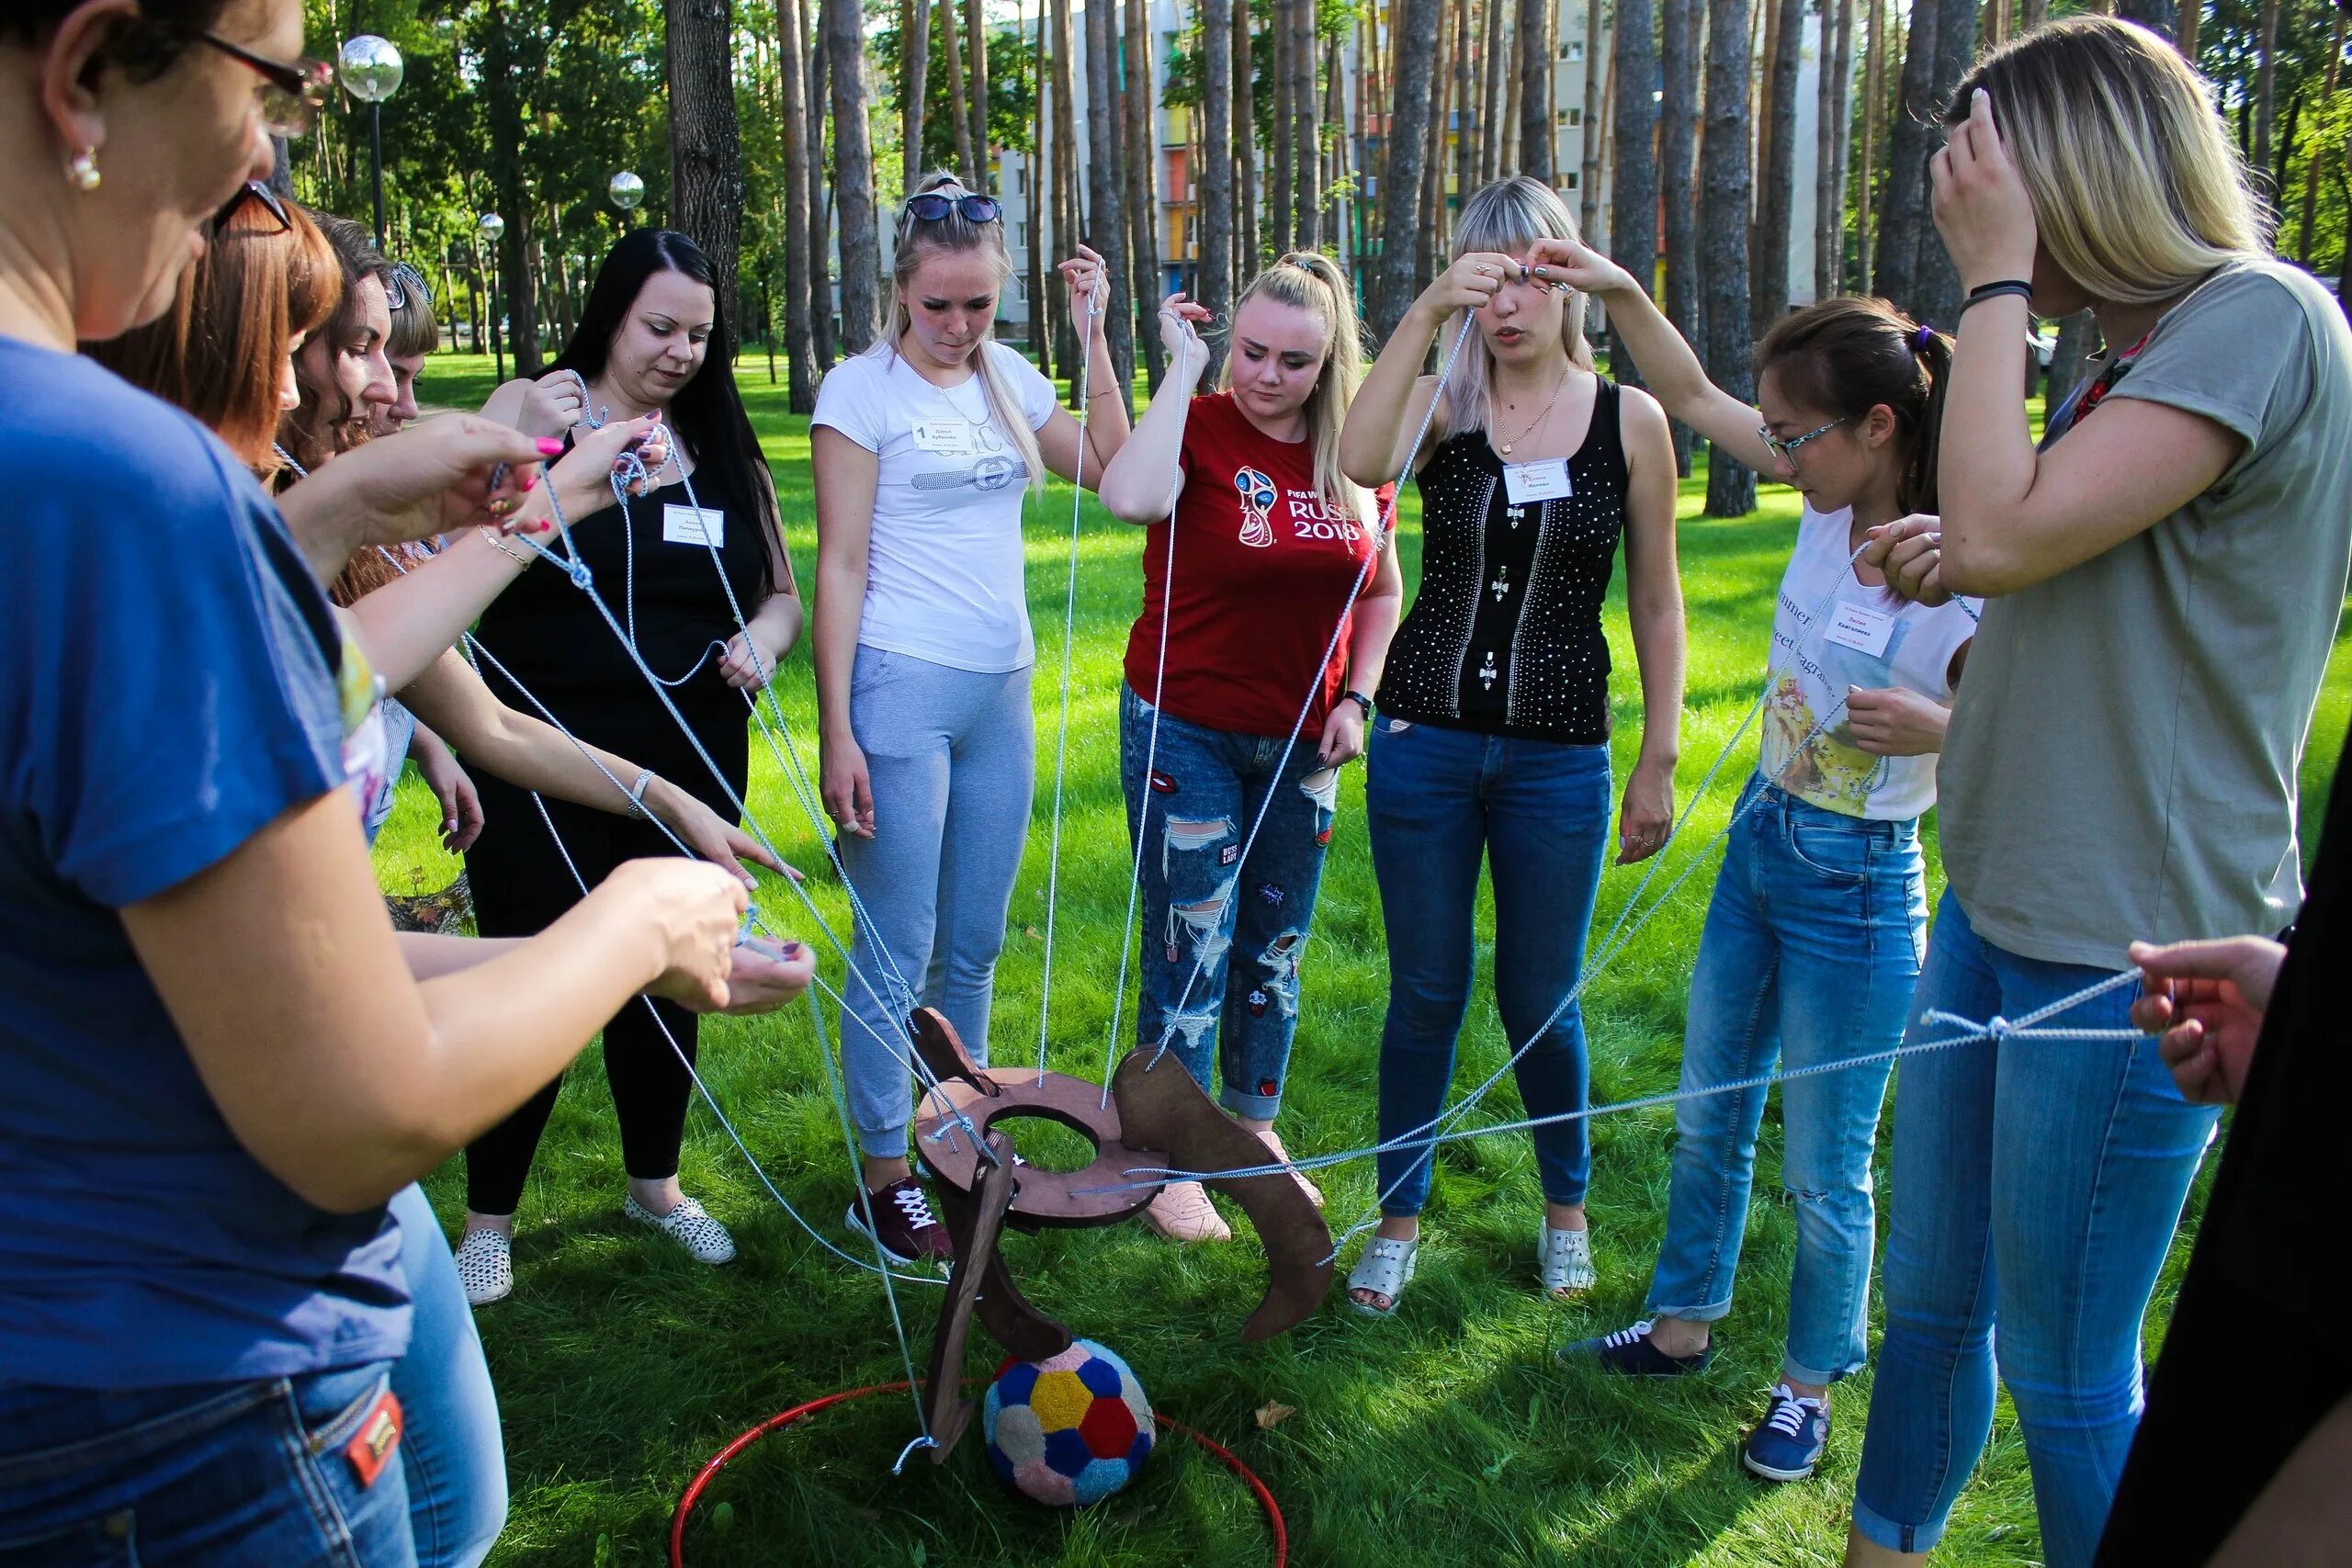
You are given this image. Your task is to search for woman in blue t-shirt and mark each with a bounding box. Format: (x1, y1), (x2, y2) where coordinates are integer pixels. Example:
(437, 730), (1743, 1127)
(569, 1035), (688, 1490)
(0, 6), (789, 1561)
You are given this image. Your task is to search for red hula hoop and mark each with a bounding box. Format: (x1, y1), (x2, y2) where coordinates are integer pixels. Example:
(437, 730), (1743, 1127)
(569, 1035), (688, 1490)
(669, 1381), (1287, 1567)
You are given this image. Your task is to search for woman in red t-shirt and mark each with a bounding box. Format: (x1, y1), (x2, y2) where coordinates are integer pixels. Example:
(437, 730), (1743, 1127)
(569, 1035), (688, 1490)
(1097, 253), (1402, 1243)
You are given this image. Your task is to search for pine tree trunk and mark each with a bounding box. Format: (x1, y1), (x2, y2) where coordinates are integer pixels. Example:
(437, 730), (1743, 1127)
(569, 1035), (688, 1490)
(825, 0), (882, 352)
(2020, 0), (2045, 27)
(1272, 0), (1295, 253)
(1453, 0), (1476, 219)
(670, 0), (746, 361)
(1870, 0), (1938, 313)
(2115, 0), (2172, 37)
(2175, 0), (2197, 62)
(1856, 0), (1882, 292)
(1374, 0), (1443, 339)
(1816, 0), (1851, 299)
(1661, 0), (1701, 471)
(1295, 0), (1322, 246)
(1050, 0), (1080, 382)
(1580, 0), (1604, 234)
(1087, 0), (1137, 412)
(2298, 6), (2346, 263)
(942, 0), (978, 185)
(481, 1), (543, 375)
(1202, 0), (1236, 376)
(1501, 0), (1522, 172)
(775, 0), (819, 408)
(1480, 0), (1507, 181)
(1518, 0), (1551, 178)
(902, 0), (932, 186)
(967, 0), (991, 188)
(1236, 0), (1261, 270)
(809, 8), (837, 366)
(1702, 0), (1757, 516)
(1324, 34), (1347, 249)
(1749, 0), (1801, 331)
(1025, 0), (1050, 372)
(2253, 0), (2280, 195)
(2047, 310), (2093, 406)
(1426, 0), (1456, 270)
(1127, 0), (1168, 387)
(1909, 0), (1976, 327)
(1612, 0), (1657, 378)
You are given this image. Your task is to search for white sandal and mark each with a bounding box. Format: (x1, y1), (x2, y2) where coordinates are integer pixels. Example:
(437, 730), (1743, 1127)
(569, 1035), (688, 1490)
(455, 1227), (513, 1307)
(1539, 1223), (1596, 1300)
(1346, 1235), (1419, 1316)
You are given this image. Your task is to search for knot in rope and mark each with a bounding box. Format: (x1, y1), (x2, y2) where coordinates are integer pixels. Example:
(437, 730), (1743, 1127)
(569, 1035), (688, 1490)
(890, 1434), (940, 1475)
(1984, 1014), (2016, 1043)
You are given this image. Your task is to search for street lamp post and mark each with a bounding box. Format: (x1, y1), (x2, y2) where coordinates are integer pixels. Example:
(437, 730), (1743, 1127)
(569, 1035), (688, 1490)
(477, 212), (506, 381)
(608, 170), (645, 231)
(337, 35), (404, 251)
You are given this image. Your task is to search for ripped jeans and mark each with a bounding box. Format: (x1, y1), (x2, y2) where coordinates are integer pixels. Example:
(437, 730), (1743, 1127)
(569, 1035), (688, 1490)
(1118, 685), (1337, 1121)
(1643, 775), (1925, 1386)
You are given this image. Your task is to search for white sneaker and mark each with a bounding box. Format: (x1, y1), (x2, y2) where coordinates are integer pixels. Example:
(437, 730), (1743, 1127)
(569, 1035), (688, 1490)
(625, 1193), (738, 1265)
(454, 1227), (513, 1307)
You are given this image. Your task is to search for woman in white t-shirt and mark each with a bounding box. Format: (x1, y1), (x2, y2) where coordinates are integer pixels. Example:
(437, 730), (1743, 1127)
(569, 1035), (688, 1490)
(812, 174), (1128, 1264)
(1540, 273), (1976, 1483)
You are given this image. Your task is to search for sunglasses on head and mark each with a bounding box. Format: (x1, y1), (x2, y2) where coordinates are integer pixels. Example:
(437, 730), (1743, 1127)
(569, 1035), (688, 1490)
(214, 179), (292, 236)
(903, 192), (1003, 225)
(384, 262), (434, 313)
(197, 32), (334, 139)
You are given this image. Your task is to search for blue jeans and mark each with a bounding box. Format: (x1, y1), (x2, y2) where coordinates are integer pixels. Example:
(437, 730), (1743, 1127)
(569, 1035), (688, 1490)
(0, 1361), (414, 1565)
(1852, 894), (2222, 1566)
(386, 1187), (505, 1568)
(1645, 776), (1925, 1385)
(1366, 715), (1612, 1215)
(1117, 686), (1336, 1119)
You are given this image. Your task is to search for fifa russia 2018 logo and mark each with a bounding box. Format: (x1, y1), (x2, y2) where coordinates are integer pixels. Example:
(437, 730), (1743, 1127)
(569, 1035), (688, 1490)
(1234, 466), (1277, 548)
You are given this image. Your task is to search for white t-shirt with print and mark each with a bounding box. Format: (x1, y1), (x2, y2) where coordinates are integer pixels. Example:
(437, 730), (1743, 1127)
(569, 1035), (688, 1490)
(810, 340), (1060, 673)
(1758, 504), (1979, 822)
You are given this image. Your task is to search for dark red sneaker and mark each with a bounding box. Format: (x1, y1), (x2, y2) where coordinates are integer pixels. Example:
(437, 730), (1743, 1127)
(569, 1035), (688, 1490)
(844, 1177), (954, 1266)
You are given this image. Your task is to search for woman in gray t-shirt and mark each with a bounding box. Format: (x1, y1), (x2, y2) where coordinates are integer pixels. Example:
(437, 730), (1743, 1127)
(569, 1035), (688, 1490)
(1846, 19), (2352, 1568)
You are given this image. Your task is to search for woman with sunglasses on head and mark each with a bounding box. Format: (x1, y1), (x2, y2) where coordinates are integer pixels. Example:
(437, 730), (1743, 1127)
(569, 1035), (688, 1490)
(1842, 21), (2352, 1565)
(0, 5), (772, 1562)
(1092, 254), (1400, 1243)
(813, 174), (1125, 1264)
(1532, 253), (1975, 1483)
(1335, 175), (1685, 1316)
(455, 227), (804, 1303)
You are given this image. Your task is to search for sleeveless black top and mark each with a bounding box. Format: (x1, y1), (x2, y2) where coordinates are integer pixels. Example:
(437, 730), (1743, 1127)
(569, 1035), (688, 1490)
(1376, 378), (1629, 743)
(472, 435), (770, 733)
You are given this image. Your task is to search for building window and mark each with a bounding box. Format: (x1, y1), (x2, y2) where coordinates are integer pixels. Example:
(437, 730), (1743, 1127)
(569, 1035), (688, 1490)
(1568, 107), (1582, 127)
(1561, 39), (1584, 61)
(1564, 172), (1578, 190)
(1018, 222), (1030, 250)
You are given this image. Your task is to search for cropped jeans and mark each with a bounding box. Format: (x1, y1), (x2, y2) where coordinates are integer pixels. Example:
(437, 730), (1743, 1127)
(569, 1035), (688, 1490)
(1644, 775), (1925, 1386)
(1365, 715), (1613, 1216)
(1852, 894), (2222, 1566)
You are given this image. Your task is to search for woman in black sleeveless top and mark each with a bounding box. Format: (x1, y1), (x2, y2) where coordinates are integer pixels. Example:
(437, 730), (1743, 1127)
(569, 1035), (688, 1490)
(1337, 176), (1685, 1315)
(458, 231), (802, 1304)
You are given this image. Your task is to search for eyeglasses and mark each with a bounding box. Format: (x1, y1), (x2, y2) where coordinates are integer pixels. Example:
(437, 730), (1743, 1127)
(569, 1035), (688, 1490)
(903, 192), (1003, 225)
(385, 262), (434, 313)
(197, 32), (334, 139)
(214, 179), (292, 235)
(1758, 417), (1848, 466)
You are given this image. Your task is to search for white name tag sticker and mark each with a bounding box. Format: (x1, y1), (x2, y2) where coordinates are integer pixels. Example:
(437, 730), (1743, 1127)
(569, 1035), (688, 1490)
(911, 420), (975, 455)
(662, 503), (726, 547)
(1502, 458), (1573, 505)
(1824, 600), (1896, 658)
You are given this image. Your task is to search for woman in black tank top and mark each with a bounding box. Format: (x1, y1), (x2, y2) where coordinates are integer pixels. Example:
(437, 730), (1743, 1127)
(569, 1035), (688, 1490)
(1335, 177), (1685, 1316)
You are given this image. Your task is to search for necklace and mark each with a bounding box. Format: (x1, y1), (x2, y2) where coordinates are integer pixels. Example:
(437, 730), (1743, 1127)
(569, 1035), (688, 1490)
(1496, 361), (1572, 457)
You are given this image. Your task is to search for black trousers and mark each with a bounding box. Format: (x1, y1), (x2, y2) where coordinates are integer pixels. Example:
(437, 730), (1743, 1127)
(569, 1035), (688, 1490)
(459, 688), (749, 1215)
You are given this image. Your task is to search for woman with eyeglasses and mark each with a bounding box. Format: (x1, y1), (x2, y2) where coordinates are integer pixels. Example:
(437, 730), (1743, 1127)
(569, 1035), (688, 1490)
(1528, 267), (1975, 1483)
(454, 227), (805, 1304)
(1335, 175), (1685, 1318)
(0, 5), (772, 1560)
(813, 173), (1125, 1265)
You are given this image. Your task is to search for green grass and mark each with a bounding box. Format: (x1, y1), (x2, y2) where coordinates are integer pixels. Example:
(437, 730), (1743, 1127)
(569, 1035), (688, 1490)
(379, 351), (2352, 1567)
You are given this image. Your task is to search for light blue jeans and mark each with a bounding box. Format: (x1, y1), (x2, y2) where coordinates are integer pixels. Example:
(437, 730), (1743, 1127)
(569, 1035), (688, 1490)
(1645, 775), (1925, 1386)
(1852, 894), (2222, 1566)
(838, 647), (1035, 1158)
(387, 1185), (505, 1568)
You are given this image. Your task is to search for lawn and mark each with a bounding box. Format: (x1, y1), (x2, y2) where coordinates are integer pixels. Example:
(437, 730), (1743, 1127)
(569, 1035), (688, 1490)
(379, 351), (2352, 1567)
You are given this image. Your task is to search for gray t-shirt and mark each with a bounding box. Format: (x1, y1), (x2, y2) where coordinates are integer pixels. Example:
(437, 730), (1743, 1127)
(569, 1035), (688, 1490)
(1939, 259), (2352, 969)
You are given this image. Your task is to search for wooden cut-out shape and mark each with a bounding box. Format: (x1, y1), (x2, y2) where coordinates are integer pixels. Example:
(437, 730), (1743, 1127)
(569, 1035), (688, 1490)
(920, 1129), (1024, 1461)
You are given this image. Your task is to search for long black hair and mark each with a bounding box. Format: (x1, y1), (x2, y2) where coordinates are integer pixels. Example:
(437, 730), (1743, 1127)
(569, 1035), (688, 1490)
(552, 229), (786, 597)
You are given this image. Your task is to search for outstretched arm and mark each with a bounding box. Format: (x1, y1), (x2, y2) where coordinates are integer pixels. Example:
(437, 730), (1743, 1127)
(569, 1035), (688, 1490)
(1097, 294), (1212, 524)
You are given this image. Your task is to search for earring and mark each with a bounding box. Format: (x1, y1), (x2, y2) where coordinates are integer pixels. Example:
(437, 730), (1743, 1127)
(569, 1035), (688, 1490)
(67, 149), (100, 192)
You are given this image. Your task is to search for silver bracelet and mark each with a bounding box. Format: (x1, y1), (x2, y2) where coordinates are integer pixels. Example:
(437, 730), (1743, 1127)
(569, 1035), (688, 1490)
(628, 768), (657, 819)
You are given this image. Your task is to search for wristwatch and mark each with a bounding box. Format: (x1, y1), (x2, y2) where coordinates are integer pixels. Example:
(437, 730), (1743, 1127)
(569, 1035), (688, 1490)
(1340, 690), (1374, 717)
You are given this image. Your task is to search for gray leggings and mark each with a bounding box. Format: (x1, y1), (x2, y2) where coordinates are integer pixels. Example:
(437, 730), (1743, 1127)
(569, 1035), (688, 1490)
(838, 646), (1035, 1157)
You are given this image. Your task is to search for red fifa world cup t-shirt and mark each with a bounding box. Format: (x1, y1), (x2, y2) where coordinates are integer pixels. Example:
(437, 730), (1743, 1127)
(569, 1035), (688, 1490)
(1121, 392), (1396, 740)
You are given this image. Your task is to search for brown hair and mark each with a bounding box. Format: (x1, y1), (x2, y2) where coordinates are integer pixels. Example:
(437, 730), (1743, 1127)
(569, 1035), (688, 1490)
(1756, 297), (1952, 514)
(84, 196), (340, 473)
(284, 209), (393, 473)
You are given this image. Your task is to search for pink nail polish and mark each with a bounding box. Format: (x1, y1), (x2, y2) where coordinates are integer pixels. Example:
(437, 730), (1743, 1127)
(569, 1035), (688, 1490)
(535, 437), (565, 457)
(520, 471), (538, 492)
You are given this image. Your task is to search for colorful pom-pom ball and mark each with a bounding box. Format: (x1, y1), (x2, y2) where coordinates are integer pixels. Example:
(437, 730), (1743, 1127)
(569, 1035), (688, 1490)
(981, 1338), (1155, 1507)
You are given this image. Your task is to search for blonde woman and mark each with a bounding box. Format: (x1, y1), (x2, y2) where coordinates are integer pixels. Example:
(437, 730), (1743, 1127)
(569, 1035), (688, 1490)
(813, 174), (1128, 1263)
(1094, 254), (1402, 1242)
(1847, 19), (2352, 1566)
(1336, 176), (1685, 1314)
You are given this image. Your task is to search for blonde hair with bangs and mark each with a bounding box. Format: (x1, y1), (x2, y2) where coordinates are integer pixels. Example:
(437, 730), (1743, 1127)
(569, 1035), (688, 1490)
(1445, 176), (1597, 437)
(883, 171), (1046, 492)
(1952, 17), (2268, 306)
(1218, 251), (1377, 526)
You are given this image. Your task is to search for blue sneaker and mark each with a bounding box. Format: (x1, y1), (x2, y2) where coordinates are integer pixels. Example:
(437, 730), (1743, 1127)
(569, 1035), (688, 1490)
(1560, 1319), (1713, 1376)
(1742, 1384), (1829, 1482)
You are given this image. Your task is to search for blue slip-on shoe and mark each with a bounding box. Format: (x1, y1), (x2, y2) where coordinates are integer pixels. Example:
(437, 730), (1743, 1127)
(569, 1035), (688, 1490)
(1559, 1318), (1713, 1376)
(1742, 1384), (1829, 1482)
